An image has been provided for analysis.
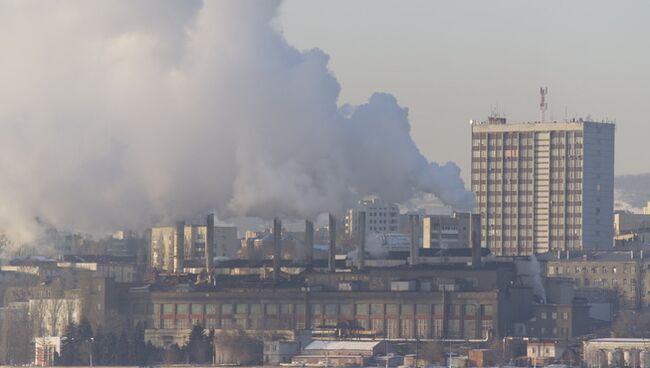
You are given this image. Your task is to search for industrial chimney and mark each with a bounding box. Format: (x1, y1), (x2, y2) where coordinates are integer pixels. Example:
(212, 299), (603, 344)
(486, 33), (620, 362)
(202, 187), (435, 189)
(206, 214), (215, 271)
(329, 214), (336, 272)
(409, 214), (419, 266)
(305, 220), (314, 265)
(174, 221), (185, 273)
(470, 213), (482, 269)
(358, 211), (366, 271)
(273, 218), (282, 281)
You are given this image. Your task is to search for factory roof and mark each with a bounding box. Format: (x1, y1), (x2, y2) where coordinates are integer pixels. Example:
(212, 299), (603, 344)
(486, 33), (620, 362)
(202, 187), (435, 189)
(304, 340), (383, 351)
(539, 250), (650, 262)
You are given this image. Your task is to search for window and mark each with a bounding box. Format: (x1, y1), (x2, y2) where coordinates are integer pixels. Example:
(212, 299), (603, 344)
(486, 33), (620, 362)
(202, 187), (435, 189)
(541, 312), (547, 319)
(176, 304), (188, 314)
(191, 304), (203, 315)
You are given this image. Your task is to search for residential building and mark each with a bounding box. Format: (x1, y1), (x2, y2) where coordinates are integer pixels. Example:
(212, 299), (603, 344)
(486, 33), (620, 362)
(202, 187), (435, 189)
(344, 199), (399, 237)
(422, 213), (480, 249)
(471, 117), (615, 255)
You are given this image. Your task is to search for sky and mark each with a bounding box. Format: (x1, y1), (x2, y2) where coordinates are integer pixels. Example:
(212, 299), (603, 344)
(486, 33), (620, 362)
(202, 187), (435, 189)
(280, 0), (650, 180)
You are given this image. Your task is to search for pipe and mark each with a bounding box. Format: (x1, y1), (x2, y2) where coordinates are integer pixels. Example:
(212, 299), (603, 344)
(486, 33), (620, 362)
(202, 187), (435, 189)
(329, 214), (336, 273)
(305, 220), (314, 265)
(206, 214), (215, 270)
(358, 211), (366, 271)
(273, 218), (282, 281)
(175, 221), (185, 273)
(409, 214), (419, 266)
(470, 212), (481, 269)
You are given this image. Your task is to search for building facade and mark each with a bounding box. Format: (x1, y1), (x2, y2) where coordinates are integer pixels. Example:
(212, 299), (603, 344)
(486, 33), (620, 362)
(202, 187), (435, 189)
(544, 250), (650, 309)
(150, 224), (238, 271)
(422, 213), (480, 249)
(120, 265), (533, 347)
(471, 117), (615, 255)
(344, 199), (399, 237)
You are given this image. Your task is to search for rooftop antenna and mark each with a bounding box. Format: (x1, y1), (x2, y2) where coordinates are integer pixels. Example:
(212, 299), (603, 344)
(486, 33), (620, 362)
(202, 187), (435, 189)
(539, 87), (548, 122)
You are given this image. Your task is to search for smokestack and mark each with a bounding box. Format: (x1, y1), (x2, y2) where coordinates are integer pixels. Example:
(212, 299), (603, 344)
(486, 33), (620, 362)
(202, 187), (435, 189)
(358, 211), (366, 271)
(174, 221), (185, 273)
(409, 214), (419, 266)
(206, 214), (215, 270)
(305, 220), (314, 265)
(470, 213), (481, 269)
(273, 218), (282, 281)
(329, 214), (336, 272)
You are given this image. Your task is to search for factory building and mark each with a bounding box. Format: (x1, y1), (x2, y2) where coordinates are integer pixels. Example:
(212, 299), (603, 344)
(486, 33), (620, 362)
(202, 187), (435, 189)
(471, 117), (615, 255)
(120, 261), (533, 348)
(543, 250), (650, 309)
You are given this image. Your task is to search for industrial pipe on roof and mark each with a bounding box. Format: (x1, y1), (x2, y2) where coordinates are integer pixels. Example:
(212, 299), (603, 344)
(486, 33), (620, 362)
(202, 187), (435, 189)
(273, 218), (282, 281)
(409, 214), (419, 266)
(329, 214), (336, 273)
(305, 220), (314, 265)
(206, 214), (215, 271)
(358, 211), (366, 271)
(174, 221), (185, 273)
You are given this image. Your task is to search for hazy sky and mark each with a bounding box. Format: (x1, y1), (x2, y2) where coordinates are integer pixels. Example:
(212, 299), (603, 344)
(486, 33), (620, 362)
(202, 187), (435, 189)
(280, 0), (650, 179)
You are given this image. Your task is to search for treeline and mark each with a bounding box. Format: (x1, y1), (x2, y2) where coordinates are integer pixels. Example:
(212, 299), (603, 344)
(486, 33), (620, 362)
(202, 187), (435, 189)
(55, 320), (214, 365)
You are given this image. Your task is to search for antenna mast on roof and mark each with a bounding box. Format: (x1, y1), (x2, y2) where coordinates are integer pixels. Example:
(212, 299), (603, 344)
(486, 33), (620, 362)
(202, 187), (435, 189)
(539, 87), (548, 122)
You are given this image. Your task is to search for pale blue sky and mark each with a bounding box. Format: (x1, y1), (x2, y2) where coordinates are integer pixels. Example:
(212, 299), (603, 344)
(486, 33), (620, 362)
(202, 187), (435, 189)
(280, 0), (650, 180)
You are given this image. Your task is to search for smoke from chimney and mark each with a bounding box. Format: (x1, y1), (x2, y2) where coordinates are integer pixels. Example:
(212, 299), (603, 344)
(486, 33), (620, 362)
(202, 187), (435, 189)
(0, 2), (475, 251)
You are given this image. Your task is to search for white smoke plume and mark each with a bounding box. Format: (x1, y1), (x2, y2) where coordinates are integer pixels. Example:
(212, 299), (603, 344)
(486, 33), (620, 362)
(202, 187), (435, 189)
(0, 1), (474, 249)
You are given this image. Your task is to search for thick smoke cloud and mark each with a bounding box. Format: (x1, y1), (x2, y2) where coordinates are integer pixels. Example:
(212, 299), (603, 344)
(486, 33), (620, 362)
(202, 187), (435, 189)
(0, 1), (474, 247)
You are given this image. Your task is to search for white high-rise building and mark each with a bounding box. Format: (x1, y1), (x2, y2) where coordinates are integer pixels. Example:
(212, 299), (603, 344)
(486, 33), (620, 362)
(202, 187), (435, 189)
(471, 117), (615, 256)
(344, 198), (399, 237)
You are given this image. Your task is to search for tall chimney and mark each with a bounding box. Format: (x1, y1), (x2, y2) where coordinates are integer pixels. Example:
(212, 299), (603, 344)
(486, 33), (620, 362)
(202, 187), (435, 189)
(174, 221), (185, 273)
(206, 214), (215, 270)
(409, 214), (419, 266)
(358, 212), (366, 271)
(305, 220), (314, 265)
(273, 218), (282, 281)
(329, 214), (336, 272)
(470, 213), (482, 269)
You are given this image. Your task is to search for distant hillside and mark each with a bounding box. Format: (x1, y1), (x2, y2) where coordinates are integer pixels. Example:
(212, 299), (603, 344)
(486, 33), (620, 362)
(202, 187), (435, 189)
(615, 173), (650, 210)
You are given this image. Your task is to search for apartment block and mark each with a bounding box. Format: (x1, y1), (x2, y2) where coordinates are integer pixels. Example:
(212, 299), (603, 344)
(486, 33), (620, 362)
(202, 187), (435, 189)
(422, 212), (480, 249)
(471, 117), (615, 255)
(344, 199), (399, 236)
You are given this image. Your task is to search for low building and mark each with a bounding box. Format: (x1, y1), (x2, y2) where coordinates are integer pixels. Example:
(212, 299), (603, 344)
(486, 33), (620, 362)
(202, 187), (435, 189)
(263, 340), (300, 365)
(34, 336), (61, 367)
(583, 338), (650, 368)
(527, 300), (591, 339)
(292, 340), (394, 367)
(527, 340), (568, 366)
